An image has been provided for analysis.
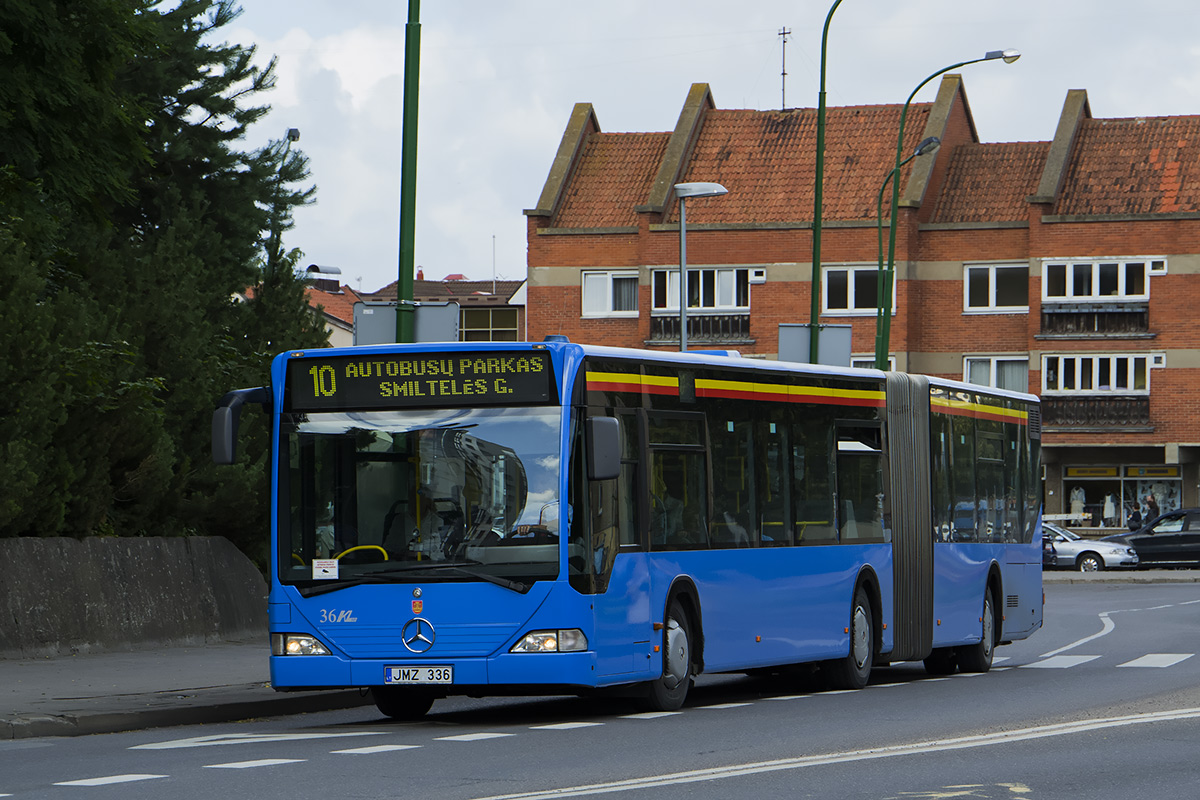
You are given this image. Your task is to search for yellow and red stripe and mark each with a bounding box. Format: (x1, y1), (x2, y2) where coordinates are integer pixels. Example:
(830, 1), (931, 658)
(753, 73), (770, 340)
(696, 378), (885, 408)
(930, 395), (1028, 425)
(586, 371), (679, 396)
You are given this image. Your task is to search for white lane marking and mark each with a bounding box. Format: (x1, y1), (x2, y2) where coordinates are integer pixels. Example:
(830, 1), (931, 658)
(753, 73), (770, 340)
(1118, 653), (1194, 668)
(1040, 612), (1115, 658)
(204, 759), (305, 769)
(702, 702), (753, 709)
(993, 656), (1011, 664)
(466, 707), (1200, 800)
(436, 733), (515, 742)
(132, 731), (383, 750)
(1022, 655), (1100, 669)
(765, 695), (808, 701)
(54, 775), (167, 787)
(530, 722), (605, 730)
(619, 712), (682, 720)
(333, 744), (422, 754)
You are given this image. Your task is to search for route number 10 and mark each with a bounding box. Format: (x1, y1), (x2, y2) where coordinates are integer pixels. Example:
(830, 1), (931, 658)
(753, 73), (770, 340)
(309, 365), (337, 397)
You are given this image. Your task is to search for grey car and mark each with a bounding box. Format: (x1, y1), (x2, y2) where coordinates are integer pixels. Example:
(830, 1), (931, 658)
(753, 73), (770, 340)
(1043, 522), (1139, 572)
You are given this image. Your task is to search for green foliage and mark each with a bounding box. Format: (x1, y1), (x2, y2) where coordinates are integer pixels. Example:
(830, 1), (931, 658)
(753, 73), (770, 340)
(0, 0), (327, 566)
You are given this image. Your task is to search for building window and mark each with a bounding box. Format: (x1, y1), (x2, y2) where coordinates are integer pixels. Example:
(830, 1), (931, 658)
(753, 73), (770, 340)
(965, 265), (1028, 311)
(651, 268), (749, 312)
(965, 357), (1029, 393)
(461, 307), (519, 341)
(1042, 259), (1163, 303)
(851, 356), (896, 370)
(1042, 354), (1150, 395)
(582, 271), (638, 317)
(824, 266), (892, 315)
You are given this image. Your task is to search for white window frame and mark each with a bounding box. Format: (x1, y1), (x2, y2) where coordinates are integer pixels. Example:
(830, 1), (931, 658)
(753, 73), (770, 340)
(964, 356), (1029, 392)
(823, 265), (895, 316)
(1041, 258), (1164, 304)
(964, 264), (1029, 313)
(581, 270), (639, 318)
(851, 355), (896, 371)
(1041, 353), (1156, 396)
(650, 267), (750, 313)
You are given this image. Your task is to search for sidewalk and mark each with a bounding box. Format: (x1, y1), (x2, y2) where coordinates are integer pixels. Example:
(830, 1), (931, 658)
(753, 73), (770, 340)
(3, 571), (1196, 740)
(0, 640), (371, 740)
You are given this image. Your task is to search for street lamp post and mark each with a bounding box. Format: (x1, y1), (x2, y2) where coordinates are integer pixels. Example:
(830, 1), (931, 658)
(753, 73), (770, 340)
(266, 127), (300, 284)
(808, 0), (848, 364)
(876, 49), (1020, 369)
(873, 136), (940, 369)
(674, 182), (729, 352)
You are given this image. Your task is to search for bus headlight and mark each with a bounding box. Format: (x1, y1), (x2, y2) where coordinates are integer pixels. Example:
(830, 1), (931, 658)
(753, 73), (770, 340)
(272, 633), (332, 656)
(510, 629), (588, 653)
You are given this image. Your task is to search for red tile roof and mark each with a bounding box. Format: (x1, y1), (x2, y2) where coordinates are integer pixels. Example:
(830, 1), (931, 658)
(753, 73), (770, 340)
(306, 285), (362, 326)
(929, 142), (1050, 223)
(368, 279), (525, 303)
(1054, 116), (1200, 216)
(551, 104), (934, 228)
(553, 133), (671, 228)
(674, 105), (933, 224)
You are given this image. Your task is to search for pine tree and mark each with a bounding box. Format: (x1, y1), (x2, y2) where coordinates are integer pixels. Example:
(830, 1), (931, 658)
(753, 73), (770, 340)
(0, 0), (327, 565)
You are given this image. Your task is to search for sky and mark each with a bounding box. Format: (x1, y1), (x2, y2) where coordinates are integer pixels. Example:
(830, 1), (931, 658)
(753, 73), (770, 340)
(225, 1), (1200, 295)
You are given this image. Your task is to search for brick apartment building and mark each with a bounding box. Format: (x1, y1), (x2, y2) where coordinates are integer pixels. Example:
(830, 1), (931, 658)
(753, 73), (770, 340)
(523, 78), (1200, 526)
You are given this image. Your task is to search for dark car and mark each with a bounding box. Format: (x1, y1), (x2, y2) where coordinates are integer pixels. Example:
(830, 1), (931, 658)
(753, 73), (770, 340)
(1042, 536), (1057, 568)
(1102, 508), (1200, 567)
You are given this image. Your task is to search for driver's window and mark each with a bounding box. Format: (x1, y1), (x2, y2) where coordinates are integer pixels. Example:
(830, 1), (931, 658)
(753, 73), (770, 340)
(1152, 516), (1185, 533)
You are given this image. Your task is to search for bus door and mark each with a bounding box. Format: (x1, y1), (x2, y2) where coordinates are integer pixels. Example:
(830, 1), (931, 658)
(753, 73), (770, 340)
(577, 409), (652, 679)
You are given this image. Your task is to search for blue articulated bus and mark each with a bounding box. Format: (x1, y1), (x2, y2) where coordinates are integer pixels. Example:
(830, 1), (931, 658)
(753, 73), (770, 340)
(213, 339), (1043, 719)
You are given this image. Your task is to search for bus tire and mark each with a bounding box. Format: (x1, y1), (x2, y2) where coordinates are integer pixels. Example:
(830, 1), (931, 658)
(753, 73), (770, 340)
(642, 598), (693, 711)
(371, 687), (436, 720)
(957, 589), (996, 673)
(824, 585), (874, 690)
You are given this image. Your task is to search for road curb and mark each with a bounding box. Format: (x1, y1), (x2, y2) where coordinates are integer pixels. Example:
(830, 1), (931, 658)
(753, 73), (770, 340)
(1, 686), (373, 740)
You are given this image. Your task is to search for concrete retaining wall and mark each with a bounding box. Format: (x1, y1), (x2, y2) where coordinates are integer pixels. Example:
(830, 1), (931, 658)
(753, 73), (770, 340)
(0, 537), (267, 658)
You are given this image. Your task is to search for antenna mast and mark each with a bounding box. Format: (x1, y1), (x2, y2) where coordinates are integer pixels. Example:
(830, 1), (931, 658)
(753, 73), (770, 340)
(779, 27), (792, 109)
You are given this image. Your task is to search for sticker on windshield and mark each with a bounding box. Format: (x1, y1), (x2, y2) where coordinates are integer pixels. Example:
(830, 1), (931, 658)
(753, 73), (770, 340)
(313, 559), (339, 580)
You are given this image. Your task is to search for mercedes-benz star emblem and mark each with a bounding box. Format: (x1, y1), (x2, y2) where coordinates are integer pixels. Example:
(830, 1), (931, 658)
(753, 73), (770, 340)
(401, 617), (435, 653)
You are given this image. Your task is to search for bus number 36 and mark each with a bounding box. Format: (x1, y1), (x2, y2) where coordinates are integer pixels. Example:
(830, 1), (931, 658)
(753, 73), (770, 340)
(309, 365), (337, 397)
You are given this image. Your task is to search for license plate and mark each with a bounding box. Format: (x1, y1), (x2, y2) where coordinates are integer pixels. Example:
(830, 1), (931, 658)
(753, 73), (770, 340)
(385, 665), (454, 684)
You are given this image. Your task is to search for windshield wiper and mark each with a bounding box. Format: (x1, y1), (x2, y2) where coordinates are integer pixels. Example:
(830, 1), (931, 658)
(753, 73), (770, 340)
(385, 561), (531, 594)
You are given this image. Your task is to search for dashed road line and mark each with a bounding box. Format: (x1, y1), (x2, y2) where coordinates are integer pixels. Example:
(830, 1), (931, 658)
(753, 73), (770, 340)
(333, 744), (422, 754)
(1022, 655), (1100, 669)
(436, 732), (516, 742)
(1118, 653), (1193, 668)
(54, 775), (168, 787)
(204, 759), (306, 769)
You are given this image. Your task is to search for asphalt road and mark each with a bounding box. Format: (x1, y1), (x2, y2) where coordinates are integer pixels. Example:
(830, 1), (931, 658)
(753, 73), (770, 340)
(4, 581), (1198, 800)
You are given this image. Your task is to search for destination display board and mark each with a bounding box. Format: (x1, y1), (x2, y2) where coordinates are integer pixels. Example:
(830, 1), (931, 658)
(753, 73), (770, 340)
(284, 351), (554, 412)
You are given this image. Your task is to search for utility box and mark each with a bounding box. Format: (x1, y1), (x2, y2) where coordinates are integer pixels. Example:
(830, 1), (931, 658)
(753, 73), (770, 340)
(353, 301), (460, 345)
(777, 323), (853, 367)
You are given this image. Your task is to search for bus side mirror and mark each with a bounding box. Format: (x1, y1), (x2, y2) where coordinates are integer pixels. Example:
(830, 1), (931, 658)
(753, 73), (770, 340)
(587, 416), (621, 481)
(212, 387), (271, 464)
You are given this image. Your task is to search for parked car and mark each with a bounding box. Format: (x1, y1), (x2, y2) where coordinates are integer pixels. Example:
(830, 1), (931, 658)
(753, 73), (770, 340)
(1102, 508), (1200, 567)
(1043, 521), (1138, 572)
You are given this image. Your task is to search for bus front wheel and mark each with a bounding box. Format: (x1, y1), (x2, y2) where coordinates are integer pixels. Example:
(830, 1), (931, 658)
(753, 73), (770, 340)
(642, 598), (693, 711)
(371, 687), (436, 720)
(824, 585), (874, 690)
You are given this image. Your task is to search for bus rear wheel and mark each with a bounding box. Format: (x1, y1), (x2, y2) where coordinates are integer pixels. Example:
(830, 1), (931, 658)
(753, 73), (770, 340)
(642, 598), (693, 711)
(371, 687), (436, 720)
(824, 585), (874, 690)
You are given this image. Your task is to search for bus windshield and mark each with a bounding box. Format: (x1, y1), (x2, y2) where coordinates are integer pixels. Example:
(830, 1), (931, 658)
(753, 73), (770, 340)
(279, 406), (562, 590)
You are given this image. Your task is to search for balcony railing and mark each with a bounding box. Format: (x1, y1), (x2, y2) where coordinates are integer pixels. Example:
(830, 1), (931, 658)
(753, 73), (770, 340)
(648, 313), (752, 345)
(1039, 302), (1149, 337)
(1042, 395), (1150, 428)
